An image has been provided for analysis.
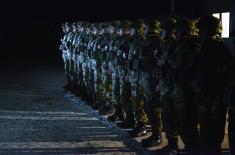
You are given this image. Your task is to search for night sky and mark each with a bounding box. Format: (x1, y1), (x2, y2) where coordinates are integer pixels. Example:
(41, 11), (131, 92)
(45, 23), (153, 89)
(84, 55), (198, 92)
(0, 0), (203, 69)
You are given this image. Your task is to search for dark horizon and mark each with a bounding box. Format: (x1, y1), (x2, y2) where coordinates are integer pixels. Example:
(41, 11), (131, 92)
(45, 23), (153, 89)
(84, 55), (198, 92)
(0, 0), (205, 69)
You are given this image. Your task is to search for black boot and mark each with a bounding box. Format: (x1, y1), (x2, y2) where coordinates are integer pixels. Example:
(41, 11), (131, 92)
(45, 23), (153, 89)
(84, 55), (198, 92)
(141, 134), (162, 147)
(63, 83), (70, 90)
(99, 104), (116, 115)
(63, 81), (75, 91)
(155, 138), (178, 155)
(128, 122), (147, 137)
(92, 99), (105, 110)
(108, 106), (124, 122)
(117, 111), (135, 129)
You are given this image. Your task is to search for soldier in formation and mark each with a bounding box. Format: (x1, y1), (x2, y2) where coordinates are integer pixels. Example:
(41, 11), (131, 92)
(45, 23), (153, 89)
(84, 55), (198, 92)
(59, 16), (234, 155)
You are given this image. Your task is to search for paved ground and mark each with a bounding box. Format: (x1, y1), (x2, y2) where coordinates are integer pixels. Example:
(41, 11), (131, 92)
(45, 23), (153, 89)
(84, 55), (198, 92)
(0, 68), (151, 155)
(0, 68), (231, 155)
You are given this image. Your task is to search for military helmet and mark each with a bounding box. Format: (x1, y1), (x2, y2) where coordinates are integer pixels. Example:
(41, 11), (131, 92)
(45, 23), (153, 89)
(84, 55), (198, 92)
(61, 23), (65, 28)
(118, 20), (131, 30)
(72, 22), (77, 26)
(110, 20), (121, 27)
(64, 22), (71, 27)
(196, 15), (222, 35)
(146, 18), (160, 30)
(133, 19), (145, 29)
(175, 18), (195, 32)
(161, 18), (177, 30)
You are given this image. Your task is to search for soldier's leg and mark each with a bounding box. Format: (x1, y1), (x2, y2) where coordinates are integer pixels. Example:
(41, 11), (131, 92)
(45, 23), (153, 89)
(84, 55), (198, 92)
(128, 72), (149, 136)
(99, 66), (116, 115)
(92, 66), (106, 110)
(62, 50), (69, 88)
(160, 94), (179, 151)
(85, 60), (94, 103)
(63, 50), (73, 89)
(117, 79), (134, 128)
(122, 80), (132, 114)
(74, 55), (83, 96)
(69, 52), (75, 82)
(134, 72), (149, 126)
(108, 68), (123, 121)
(181, 92), (199, 154)
(198, 93), (226, 155)
(141, 76), (162, 146)
(229, 88), (235, 155)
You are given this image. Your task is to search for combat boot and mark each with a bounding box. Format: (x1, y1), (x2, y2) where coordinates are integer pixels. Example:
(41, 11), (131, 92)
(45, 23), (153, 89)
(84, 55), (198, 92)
(63, 83), (71, 90)
(92, 99), (105, 110)
(99, 103), (116, 115)
(117, 111), (135, 129)
(63, 81), (76, 91)
(155, 138), (178, 155)
(128, 122), (147, 137)
(108, 106), (124, 122)
(141, 134), (162, 147)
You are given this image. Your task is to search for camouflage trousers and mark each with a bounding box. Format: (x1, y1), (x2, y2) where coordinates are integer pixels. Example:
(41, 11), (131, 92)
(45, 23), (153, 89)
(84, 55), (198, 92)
(118, 67), (132, 112)
(62, 50), (69, 77)
(111, 67), (120, 105)
(82, 60), (88, 88)
(75, 55), (82, 85)
(62, 50), (73, 84)
(197, 91), (227, 154)
(139, 71), (161, 131)
(228, 88), (235, 155)
(101, 62), (114, 103)
(93, 64), (105, 101)
(171, 83), (199, 151)
(128, 70), (148, 125)
(157, 79), (179, 140)
(68, 51), (76, 81)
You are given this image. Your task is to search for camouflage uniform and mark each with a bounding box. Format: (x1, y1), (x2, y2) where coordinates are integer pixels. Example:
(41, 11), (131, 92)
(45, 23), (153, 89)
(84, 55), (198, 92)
(59, 23), (71, 88)
(227, 60), (235, 155)
(170, 18), (200, 154)
(196, 16), (232, 155)
(130, 20), (163, 138)
(228, 30), (235, 155)
(91, 25), (106, 109)
(156, 18), (179, 151)
(128, 30), (148, 129)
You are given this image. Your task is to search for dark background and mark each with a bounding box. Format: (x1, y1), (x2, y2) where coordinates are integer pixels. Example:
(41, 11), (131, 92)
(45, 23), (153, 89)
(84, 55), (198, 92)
(0, 0), (227, 70)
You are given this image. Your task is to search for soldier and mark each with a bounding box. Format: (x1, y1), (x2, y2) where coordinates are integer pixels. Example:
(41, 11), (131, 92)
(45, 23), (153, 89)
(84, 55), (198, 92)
(64, 22), (77, 92)
(74, 22), (89, 98)
(69, 22), (81, 93)
(228, 29), (235, 155)
(96, 23), (111, 114)
(114, 21), (135, 128)
(99, 21), (121, 115)
(86, 23), (99, 103)
(59, 22), (70, 90)
(83, 23), (94, 101)
(197, 16), (232, 155)
(155, 18), (179, 152)
(91, 23), (107, 110)
(85, 23), (97, 104)
(60, 22), (75, 91)
(77, 22), (90, 99)
(113, 20), (142, 128)
(107, 21), (126, 122)
(128, 19), (163, 138)
(169, 18), (200, 154)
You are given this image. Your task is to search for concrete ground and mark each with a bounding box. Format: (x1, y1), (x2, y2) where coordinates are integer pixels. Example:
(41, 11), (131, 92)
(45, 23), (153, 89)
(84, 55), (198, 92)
(0, 68), (231, 155)
(0, 68), (151, 155)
